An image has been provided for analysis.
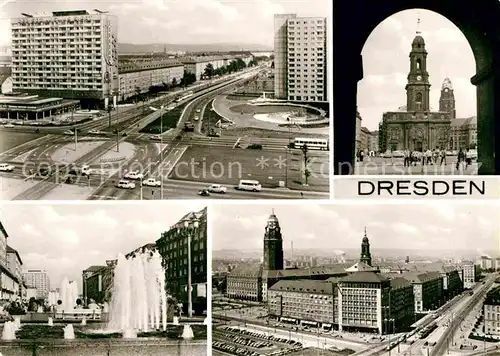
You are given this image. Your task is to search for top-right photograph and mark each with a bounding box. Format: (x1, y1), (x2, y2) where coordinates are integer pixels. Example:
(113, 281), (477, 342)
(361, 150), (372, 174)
(333, 1), (500, 176)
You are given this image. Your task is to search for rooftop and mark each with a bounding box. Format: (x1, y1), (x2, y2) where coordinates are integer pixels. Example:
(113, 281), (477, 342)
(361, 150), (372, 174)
(340, 271), (389, 284)
(229, 263), (263, 278)
(269, 279), (335, 295)
(265, 264), (348, 279)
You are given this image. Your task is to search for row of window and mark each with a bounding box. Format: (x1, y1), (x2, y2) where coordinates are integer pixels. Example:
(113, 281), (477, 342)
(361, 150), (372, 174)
(288, 95), (324, 102)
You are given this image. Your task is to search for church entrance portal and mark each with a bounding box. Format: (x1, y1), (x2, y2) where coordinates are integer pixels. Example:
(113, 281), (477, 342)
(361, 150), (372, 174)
(334, 0), (500, 174)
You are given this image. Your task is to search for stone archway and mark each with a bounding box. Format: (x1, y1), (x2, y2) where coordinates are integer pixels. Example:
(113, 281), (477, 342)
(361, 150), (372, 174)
(333, 0), (500, 174)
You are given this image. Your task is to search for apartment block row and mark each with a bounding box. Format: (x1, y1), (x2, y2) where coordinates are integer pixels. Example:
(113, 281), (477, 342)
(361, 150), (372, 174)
(9, 10), (253, 106)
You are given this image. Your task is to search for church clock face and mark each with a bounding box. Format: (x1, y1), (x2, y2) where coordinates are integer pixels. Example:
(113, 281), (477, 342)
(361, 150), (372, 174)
(416, 75), (422, 81)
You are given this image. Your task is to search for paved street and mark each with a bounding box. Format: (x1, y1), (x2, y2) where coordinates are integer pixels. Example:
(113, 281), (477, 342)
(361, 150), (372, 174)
(354, 157), (478, 175)
(0, 72), (329, 200)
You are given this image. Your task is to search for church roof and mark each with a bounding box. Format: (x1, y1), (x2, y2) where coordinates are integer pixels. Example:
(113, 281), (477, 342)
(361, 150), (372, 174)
(346, 261), (378, 273)
(396, 105), (435, 112)
(451, 116), (476, 127)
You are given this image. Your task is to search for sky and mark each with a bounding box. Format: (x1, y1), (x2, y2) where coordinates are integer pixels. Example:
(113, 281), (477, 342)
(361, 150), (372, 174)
(0, 0), (330, 47)
(357, 9), (477, 131)
(212, 203), (500, 255)
(0, 203), (205, 293)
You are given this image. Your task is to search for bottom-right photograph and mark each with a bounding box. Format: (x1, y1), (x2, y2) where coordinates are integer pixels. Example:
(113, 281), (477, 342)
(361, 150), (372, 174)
(211, 202), (500, 356)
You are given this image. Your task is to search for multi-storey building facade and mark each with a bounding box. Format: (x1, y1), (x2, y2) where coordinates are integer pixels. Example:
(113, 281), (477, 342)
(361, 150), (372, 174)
(338, 271), (414, 334)
(274, 14), (327, 102)
(461, 261), (476, 289)
(268, 279), (336, 327)
(22, 269), (50, 299)
(6, 246), (22, 298)
(156, 207), (207, 315)
(400, 271), (443, 313)
(484, 287), (500, 336)
(226, 264), (263, 302)
(477, 256), (494, 270)
(118, 59), (184, 101)
(0, 222), (7, 269)
(82, 262), (114, 305)
(10, 10), (118, 106)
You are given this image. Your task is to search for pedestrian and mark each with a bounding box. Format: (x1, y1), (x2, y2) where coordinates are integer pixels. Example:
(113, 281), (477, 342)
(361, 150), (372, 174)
(440, 148), (447, 166)
(465, 149), (472, 168)
(456, 148), (465, 171)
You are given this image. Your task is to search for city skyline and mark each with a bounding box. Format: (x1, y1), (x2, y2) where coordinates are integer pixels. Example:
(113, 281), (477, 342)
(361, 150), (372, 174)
(212, 203), (499, 253)
(0, 0), (330, 47)
(357, 9), (476, 131)
(0, 203), (204, 293)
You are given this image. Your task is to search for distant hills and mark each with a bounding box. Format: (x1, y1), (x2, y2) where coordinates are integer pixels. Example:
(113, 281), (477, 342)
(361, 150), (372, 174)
(118, 43), (272, 54)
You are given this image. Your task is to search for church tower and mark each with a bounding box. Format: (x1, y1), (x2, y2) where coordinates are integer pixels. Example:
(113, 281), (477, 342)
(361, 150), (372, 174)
(439, 78), (456, 118)
(360, 227), (372, 266)
(405, 18), (431, 112)
(263, 210), (284, 271)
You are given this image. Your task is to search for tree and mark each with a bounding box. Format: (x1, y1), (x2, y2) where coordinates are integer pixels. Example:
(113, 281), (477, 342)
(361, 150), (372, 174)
(203, 63), (215, 79)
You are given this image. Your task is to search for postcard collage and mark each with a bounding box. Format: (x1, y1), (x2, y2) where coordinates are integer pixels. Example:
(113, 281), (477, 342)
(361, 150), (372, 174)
(0, 0), (500, 355)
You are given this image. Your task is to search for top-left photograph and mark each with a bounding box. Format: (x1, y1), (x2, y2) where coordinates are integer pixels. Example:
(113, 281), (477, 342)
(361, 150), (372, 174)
(0, 0), (331, 201)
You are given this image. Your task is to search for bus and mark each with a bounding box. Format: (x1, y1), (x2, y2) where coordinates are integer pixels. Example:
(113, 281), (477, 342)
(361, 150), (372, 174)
(292, 137), (329, 151)
(175, 91), (194, 103)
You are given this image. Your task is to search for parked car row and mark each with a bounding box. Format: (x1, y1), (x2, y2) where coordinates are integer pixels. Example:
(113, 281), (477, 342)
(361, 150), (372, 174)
(212, 341), (259, 356)
(221, 326), (302, 347)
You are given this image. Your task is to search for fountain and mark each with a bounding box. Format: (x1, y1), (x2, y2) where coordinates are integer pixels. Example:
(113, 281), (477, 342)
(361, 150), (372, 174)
(13, 316), (21, 331)
(81, 317), (86, 326)
(173, 316), (179, 325)
(122, 329), (137, 339)
(48, 317), (53, 326)
(1, 321), (16, 340)
(181, 325), (194, 340)
(63, 325), (75, 340)
(107, 251), (168, 334)
(60, 278), (79, 312)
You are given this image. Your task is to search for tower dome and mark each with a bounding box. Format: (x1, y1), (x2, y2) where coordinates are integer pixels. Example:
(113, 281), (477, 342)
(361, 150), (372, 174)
(412, 35), (425, 46)
(362, 227), (369, 242)
(442, 77), (453, 90)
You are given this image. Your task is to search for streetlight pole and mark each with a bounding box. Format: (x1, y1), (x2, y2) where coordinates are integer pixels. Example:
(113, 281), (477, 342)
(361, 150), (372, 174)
(160, 105), (164, 200)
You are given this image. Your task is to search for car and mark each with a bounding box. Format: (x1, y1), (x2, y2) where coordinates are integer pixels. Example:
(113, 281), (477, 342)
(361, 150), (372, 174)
(194, 116), (199, 121)
(116, 180), (135, 189)
(142, 178), (161, 187)
(196, 109), (201, 113)
(88, 129), (101, 135)
(63, 130), (74, 135)
(0, 163), (14, 172)
(39, 167), (52, 176)
(198, 189), (210, 196)
(124, 171), (144, 180)
(207, 184), (227, 193)
(150, 135), (162, 141)
(3, 124), (14, 128)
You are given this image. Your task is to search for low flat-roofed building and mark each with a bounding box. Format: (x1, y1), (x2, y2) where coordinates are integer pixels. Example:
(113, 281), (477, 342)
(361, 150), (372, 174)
(0, 94), (79, 120)
(268, 279), (337, 328)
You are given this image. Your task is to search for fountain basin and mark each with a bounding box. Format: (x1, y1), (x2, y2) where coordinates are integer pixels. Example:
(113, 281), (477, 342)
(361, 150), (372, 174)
(0, 339), (207, 356)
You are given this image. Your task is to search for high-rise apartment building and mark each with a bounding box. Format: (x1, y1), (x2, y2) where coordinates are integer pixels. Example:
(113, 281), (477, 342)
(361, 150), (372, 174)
(273, 14), (327, 102)
(22, 269), (50, 299)
(10, 10), (118, 106)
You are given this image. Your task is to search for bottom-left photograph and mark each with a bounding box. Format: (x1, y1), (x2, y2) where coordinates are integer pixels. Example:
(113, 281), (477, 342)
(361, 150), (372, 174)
(0, 203), (208, 356)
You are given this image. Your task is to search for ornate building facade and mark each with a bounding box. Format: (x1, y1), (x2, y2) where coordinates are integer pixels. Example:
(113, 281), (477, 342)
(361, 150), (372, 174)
(379, 32), (452, 152)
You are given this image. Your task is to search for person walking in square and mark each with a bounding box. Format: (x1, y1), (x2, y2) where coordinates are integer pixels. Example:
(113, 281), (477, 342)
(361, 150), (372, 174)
(440, 148), (447, 166)
(456, 148), (465, 171)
